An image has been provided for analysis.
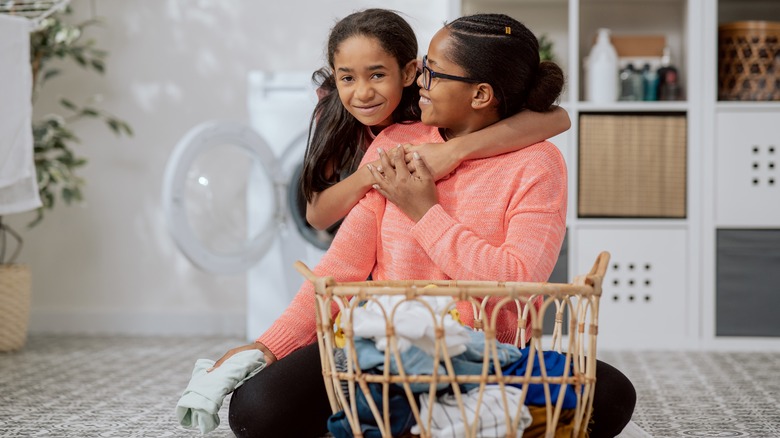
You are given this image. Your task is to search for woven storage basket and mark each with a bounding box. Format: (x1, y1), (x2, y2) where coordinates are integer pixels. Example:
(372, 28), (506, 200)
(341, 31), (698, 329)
(0, 264), (31, 352)
(296, 252), (609, 438)
(578, 113), (687, 218)
(718, 21), (780, 101)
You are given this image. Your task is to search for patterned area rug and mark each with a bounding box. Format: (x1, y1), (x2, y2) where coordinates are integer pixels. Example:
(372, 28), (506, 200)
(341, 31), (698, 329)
(1, 336), (779, 437)
(0, 336), (237, 438)
(599, 350), (780, 437)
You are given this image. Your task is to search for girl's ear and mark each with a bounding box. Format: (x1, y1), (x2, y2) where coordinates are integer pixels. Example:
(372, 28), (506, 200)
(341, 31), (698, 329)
(471, 83), (495, 109)
(402, 59), (418, 87)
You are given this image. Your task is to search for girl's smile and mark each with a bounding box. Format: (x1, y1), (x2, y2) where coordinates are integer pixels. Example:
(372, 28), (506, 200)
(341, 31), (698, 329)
(352, 103), (384, 116)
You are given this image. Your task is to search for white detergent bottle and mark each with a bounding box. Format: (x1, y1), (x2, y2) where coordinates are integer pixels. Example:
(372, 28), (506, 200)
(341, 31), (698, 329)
(585, 28), (619, 103)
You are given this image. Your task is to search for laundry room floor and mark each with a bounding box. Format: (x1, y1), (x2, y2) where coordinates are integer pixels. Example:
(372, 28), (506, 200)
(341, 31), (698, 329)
(1, 335), (779, 437)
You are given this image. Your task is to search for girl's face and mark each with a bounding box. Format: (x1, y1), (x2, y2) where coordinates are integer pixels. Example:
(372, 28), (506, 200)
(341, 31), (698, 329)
(333, 35), (417, 131)
(417, 28), (476, 137)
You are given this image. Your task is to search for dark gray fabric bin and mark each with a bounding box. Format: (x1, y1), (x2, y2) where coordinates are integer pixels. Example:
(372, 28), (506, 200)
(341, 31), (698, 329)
(717, 229), (780, 337)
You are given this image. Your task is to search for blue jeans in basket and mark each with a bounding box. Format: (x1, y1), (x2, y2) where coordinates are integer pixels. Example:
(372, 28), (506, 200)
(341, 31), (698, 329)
(327, 379), (415, 438)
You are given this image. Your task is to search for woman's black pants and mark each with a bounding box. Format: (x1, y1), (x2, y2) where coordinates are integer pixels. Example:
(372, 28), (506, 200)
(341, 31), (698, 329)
(229, 343), (636, 438)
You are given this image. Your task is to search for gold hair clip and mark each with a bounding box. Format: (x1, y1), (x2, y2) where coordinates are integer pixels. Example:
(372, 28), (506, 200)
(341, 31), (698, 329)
(505, 26), (511, 35)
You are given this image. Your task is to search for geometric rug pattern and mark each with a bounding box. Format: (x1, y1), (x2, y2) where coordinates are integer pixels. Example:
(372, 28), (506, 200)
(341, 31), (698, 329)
(600, 350), (780, 437)
(0, 336), (238, 438)
(2, 336), (779, 437)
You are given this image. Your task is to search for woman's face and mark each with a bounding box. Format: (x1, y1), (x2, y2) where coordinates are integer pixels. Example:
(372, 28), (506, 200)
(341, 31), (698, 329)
(417, 28), (476, 137)
(332, 35), (416, 130)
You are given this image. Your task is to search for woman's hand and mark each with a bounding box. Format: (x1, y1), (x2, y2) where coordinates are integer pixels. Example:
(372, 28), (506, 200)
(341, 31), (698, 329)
(367, 146), (438, 222)
(208, 342), (277, 372)
(402, 142), (460, 181)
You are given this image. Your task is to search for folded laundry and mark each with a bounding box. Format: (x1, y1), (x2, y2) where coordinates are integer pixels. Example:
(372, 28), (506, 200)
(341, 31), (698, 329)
(350, 293), (471, 357)
(503, 347), (579, 409)
(176, 349), (266, 434)
(411, 385), (532, 437)
(350, 330), (524, 393)
(327, 380), (415, 438)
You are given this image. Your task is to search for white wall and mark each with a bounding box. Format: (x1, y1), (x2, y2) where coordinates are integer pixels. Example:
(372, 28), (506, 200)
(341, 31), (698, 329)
(7, 0), (458, 336)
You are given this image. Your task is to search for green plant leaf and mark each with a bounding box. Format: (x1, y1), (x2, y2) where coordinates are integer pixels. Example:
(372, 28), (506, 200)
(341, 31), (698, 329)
(60, 98), (78, 111)
(42, 69), (62, 83)
(107, 119), (121, 135)
(62, 186), (83, 205)
(120, 121), (134, 136)
(538, 33), (556, 63)
(62, 187), (75, 204)
(90, 59), (105, 73)
(81, 108), (100, 117)
(42, 190), (54, 209)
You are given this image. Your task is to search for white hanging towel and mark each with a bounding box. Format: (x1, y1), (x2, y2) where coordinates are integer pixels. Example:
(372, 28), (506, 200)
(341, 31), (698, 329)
(0, 13), (41, 215)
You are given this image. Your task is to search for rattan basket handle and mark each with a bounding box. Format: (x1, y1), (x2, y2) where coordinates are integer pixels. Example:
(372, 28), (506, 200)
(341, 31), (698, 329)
(589, 251), (611, 278)
(574, 251), (610, 288)
(293, 260), (317, 283)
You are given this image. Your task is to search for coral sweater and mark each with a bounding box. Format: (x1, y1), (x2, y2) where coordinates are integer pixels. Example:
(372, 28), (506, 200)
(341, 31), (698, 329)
(258, 122), (568, 360)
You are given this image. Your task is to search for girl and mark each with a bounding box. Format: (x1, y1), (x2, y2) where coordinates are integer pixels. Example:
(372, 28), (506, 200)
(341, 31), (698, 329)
(301, 8), (570, 231)
(222, 12), (635, 438)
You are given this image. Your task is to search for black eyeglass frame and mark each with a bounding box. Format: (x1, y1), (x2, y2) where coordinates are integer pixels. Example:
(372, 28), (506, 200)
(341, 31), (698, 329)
(421, 55), (482, 90)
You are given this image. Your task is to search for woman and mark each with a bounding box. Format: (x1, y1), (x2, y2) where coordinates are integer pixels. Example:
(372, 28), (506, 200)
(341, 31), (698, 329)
(222, 13), (635, 438)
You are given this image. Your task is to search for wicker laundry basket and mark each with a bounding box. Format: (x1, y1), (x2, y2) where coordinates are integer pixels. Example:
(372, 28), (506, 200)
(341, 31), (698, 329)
(0, 264), (31, 352)
(296, 252), (609, 438)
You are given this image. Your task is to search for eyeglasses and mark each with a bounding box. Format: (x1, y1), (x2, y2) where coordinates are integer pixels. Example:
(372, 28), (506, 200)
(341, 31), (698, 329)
(421, 55), (481, 90)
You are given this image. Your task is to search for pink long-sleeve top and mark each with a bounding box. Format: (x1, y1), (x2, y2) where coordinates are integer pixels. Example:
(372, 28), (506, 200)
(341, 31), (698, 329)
(258, 122), (568, 360)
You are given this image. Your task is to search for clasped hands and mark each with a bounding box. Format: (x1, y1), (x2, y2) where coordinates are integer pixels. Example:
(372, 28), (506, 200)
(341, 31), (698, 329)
(366, 144), (439, 223)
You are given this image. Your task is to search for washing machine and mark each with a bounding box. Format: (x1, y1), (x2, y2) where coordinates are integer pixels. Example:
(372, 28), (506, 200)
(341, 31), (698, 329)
(162, 71), (333, 341)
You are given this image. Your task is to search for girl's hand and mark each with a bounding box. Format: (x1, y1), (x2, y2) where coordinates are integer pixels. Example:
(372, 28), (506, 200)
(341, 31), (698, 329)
(402, 143), (459, 181)
(208, 342), (277, 372)
(368, 147), (437, 222)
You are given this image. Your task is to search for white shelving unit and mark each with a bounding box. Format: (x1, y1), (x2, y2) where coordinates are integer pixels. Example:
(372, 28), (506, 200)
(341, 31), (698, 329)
(462, 0), (780, 350)
(700, 0), (780, 350)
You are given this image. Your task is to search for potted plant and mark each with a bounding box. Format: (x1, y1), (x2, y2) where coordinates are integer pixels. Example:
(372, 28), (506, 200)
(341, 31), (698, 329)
(538, 33), (556, 63)
(0, 5), (131, 351)
(0, 218), (29, 351)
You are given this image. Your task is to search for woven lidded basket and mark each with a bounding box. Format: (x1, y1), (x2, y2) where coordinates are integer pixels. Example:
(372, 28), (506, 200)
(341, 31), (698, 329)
(297, 252), (609, 438)
(0, 264), (31, 352)
(718, 21), (780, 101)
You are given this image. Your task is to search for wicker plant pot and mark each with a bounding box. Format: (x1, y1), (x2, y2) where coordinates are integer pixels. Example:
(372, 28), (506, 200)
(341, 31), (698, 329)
(0, 264), (31, 352)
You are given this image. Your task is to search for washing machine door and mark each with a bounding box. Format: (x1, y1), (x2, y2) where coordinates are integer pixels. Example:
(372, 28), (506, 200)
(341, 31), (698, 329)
(162, 120), (279, 274)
